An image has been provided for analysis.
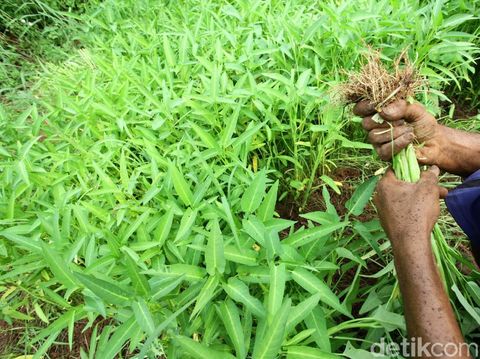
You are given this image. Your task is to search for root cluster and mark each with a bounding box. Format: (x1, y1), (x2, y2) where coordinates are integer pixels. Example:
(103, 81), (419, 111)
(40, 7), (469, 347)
(339, 50), (424, 110)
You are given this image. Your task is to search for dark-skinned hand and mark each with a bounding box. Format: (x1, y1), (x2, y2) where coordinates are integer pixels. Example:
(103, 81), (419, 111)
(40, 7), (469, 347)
(353, 100), (442, 164)
(374, 165), (448, 246)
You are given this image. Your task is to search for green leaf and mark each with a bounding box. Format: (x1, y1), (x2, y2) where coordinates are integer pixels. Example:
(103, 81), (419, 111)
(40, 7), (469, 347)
(343, 342), (379, 359)
(283, 328), (317, 346)
(242, 216), (266, 246)
(441, 13), (476, 29)
(224, 278), (265, 318)
(291, 268), (350, 317)
(169, 162), (194, 207)
(241, 170), (267, 213)
(345, 176), (379, 216)
(190, 122), (220, 150)
(163, 34), (176, 68)
(264, 229), (281, 260)
(154, 207), (174, 247)
(286, 346), (340, 359)
(34, 302), (49, 324)
(335, 247), (366, 267)
(124, 255), (151, 296)
(151, 275), (185, 300)
(452, 284), (480, 325)
(75, 273), (130, 306)
(295, 69), (311, 91)
(221, 196), (240, 247)
(166, 264), (206, 281)
(252, 298), (291, 359)
(174, 208), (198, 243)
(257, 180), (279, 222)
(138, 298), (196, 357)
(286, 293), (321, 333)
(206, 219), (225, 275)
(132, 298), (156, 335)
(224, 245), (258, 266)
(191, 275), (220, 318)
(218, 299), (246, 359)
(174, 335), (235, 359)
(320, 175), (341, 194)
(1, 231), (41, 251)
(305, 307), (330, 352)
(32, 308), (77, 344)
(41, 242), (77, 289)
(283, 222), (345, 248)
(121, 210), (150, 243)
(267, 263), (285, 320)
(97, 317), (138, 359)
(372, 305), (406, 331)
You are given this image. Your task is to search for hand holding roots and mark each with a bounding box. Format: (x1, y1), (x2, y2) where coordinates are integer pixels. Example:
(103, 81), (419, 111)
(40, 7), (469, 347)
(339, 50), (424, 111)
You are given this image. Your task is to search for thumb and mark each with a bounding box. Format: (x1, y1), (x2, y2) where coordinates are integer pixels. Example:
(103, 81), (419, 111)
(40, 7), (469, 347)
(438, 186), (448, 199)
(420, 165), (440, 184)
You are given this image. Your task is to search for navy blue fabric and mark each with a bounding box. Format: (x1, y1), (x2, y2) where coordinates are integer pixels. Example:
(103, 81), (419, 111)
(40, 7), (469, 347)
(446, 170), (480, 263)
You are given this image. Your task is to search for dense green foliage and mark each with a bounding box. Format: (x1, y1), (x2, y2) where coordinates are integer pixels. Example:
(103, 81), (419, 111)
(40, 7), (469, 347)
(1, 0), (480, 358)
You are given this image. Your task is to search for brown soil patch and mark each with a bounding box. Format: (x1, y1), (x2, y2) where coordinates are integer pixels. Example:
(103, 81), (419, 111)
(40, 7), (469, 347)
(0, 316), (138, 358)
(276, 167), (376, 226)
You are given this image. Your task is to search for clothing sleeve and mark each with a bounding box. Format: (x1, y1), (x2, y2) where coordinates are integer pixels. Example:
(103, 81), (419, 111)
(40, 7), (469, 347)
(445, 170), (480, 264)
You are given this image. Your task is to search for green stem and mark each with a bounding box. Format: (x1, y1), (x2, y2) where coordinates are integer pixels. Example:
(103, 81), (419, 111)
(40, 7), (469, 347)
(392, 144), (446, 284)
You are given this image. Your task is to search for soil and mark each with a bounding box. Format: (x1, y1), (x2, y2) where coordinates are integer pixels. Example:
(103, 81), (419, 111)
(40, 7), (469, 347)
(276, 166), (376, 227)
(0, 316), (137, 358)
(440, 97), (479, 120)
(276, 166), (383, 315)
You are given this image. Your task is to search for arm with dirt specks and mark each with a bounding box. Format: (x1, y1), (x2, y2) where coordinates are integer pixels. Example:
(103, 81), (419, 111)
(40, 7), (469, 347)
(375, 166), (471, 358)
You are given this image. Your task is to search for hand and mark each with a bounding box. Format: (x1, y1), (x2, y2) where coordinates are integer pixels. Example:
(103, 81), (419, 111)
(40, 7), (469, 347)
(354, 100), (443, 165)
(374, 166), (447, 246)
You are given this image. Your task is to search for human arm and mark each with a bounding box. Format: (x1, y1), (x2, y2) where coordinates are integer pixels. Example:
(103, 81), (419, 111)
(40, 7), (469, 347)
(375, 166), (471, 358)
(354, 100), (480, 177)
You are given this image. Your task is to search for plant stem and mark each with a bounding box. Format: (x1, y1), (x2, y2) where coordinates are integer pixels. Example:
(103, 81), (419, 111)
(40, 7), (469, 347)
(392, 144), (446, 284)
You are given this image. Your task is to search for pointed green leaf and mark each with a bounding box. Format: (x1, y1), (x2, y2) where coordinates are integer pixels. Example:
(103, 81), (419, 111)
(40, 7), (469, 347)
(257, 180), (279, 222)
(206, 219), (225, 275)
(267, 263), (285, 320)
(97, 317), (137, 359)
(190, 122), (220, 150)
(286, 346), (341, 359)
(252, 298), (291, 359)
(241, 170), (267, 213)
(291, 268), (350, 317)
(242, 217), (266, 246)
(169, 162), (194, 207)
(283, 222), (345, 248)
(132, 298), (155, 335)
(151, 275), (185, 300)
(121, 210), (150, 243)
(75, 273), (130, 306)
(218, 299), (246, 359)
(224, 245), (257, 266)
(305, 307), (330, 352)
(191, 275), (220, 318)
(174, 208), (197, 243)
(286, 293), (321, 333)
(41, 242), (77, 289)
(174, 335), (235, 359)
(224, 278), (265, 318)
(154, 207), (174, 247)
(125, 255), (151, 296)
(345, 176), (379, 216)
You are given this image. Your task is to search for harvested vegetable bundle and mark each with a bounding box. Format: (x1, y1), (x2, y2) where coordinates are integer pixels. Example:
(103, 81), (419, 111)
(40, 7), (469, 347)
(339, 51), (456, 286)
(339, 51), (424, 182)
